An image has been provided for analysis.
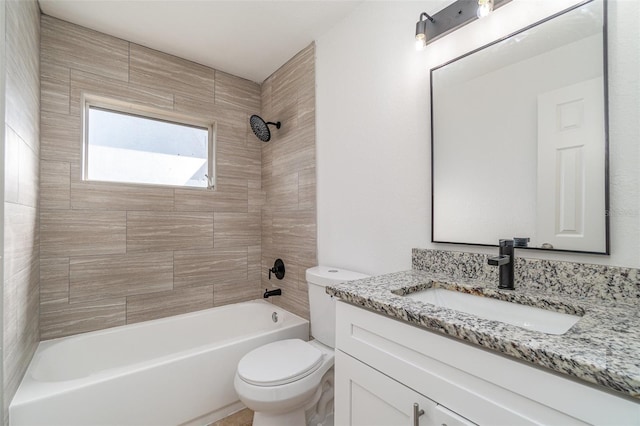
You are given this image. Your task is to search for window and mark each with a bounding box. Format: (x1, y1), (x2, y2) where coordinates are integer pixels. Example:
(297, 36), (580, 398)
(83, 97), (215, 189)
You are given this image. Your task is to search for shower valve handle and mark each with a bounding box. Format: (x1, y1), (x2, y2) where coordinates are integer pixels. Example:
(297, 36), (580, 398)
(268, 259), (285, 280)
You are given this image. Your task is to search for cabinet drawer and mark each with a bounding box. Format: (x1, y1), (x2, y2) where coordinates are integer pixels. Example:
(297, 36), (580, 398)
(336, 301), (638, 425)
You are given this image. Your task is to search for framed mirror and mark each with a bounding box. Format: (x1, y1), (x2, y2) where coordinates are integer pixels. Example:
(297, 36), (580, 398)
(431, 0), (608, 254)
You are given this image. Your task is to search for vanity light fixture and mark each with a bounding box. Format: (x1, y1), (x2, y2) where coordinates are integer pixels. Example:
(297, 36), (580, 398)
(414, 0), (511, 47)
(415, 12), (434, 51)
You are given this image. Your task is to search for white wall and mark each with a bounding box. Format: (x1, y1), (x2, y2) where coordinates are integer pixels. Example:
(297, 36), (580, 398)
(316, 0), (640, 275)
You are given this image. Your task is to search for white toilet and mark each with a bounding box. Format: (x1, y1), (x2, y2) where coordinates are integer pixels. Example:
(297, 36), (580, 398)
(234, 266), (369, 426)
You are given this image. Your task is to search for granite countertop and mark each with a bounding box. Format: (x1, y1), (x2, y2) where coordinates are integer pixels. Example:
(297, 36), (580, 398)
(327, 269), (640, 400)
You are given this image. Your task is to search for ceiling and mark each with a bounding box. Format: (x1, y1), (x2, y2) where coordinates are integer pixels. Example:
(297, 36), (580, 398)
(38, 0), (362, 83)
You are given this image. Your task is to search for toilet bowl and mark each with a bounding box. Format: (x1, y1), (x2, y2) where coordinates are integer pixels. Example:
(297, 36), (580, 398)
(233, 266), (369, 426)
(234, 339), (334, 425)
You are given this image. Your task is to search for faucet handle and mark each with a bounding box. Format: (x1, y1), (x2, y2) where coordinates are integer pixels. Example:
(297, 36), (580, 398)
(488, 255), (510, 266)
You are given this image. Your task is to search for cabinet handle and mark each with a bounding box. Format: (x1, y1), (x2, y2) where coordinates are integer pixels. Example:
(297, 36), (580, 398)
(413, 403), (425, 426)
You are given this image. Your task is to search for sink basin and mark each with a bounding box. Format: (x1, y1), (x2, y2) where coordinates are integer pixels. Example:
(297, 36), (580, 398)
(405, 288), (580, 335)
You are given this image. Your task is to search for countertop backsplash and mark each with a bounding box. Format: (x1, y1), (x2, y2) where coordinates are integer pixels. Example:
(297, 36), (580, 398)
(412, 248), (640, 304)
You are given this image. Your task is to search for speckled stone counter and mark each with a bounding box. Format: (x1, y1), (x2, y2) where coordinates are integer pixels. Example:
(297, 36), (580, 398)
(327, 250), (640, 400)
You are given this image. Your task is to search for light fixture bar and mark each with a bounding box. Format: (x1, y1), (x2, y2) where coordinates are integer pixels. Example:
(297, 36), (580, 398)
(423, 0), (512, 46)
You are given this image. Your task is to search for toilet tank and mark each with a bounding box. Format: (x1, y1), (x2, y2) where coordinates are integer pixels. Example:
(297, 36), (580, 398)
(306, 266), (369, 348)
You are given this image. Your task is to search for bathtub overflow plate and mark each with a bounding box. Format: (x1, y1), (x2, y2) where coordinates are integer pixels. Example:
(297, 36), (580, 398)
(272, 312), (279, 323)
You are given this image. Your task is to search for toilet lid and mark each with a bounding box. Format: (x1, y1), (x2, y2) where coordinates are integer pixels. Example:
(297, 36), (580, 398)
(237, 339), (324, 386)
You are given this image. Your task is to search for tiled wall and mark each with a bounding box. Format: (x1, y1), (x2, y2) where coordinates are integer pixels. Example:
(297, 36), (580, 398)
(261, 44), (317, 320)
(3, 0), (40, 418)
(39, 15), (265, 340)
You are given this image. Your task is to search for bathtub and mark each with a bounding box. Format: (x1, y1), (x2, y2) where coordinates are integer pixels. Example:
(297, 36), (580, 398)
(10, 300), (308, 426)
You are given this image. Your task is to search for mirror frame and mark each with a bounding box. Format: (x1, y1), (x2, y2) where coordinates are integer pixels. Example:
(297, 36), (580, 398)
(430, 0), (610, 255)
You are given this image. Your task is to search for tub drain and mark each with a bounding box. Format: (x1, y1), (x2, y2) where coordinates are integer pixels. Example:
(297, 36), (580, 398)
(272, 312), (279, 323)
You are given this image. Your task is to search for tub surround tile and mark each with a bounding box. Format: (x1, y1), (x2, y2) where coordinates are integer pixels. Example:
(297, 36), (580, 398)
(328, 249), (640, 400)
(214, 281), (261, 307)
(40, 299), (126, 340)
(129, 43), (215, 101)
(71, 180), (175, 211)
(40, 257), (70, 305)
(214, 70), (261, 114)
(126, 286), (214, 324)
(69, 68), (174, 116)
(173, 248), (248, 288)
(214, 212), (261, 248)
(41, 210), (127, 257)
(37, 16), (311, 339)
(69, 253), (174, 303)
(174, 178), (248, 213)
(126, 211), (214, 253)
(40, 160), (71, 210)
(4, 203), (39, 280)
(41, 15), (129, 82)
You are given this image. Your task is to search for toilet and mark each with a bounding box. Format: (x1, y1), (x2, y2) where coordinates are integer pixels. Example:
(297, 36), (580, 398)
(234, 266), (369, 426)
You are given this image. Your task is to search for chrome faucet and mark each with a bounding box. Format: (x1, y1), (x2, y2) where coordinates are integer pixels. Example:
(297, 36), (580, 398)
(487, 239), (515, 290)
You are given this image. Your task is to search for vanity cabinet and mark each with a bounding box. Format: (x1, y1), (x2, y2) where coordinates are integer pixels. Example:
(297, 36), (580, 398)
(336, 350), (474, 426)
(334, 301), (640, 426)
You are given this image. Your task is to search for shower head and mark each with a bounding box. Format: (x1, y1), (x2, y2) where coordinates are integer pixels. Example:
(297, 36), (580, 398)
(250, 115), (281, 142)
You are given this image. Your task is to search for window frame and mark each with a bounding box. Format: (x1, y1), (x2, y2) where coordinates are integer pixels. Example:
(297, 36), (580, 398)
(82, 94), (216, 190)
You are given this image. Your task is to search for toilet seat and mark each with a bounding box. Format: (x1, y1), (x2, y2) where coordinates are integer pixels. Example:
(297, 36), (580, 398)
(237, 339), (324, 387)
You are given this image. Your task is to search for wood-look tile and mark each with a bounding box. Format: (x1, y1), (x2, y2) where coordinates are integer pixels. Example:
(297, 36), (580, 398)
(69, 68), (174, 116)
(69, 252), (174, 303)
(4, 259), (39, 405)
(214, 71), (261, 114)
(40, 257), (70, 305)
(265, 172), (298, 211)
(174, 248), (247, 288)
(261, 75), (273, 116)
(214, 280), (260, 307)
(272, 210), (317, 266)
(268, 263), (310, 320)
(214, 212), (261, 248)
(126, 286), (214, 324)
(18, 135), (39, 208)
(5, 126), (21, 204)
(248, 180), (265, 213)
(173, 94), (247, 127)
(6, 64), (39, 156)
(272, 44), (314, 111)
(41, 160), (71, 209)
(40, 298), (126, 340)
(40, 110), (81, 163)
(4, 203), (38, 280)
(41, 56), (70, 113)
(174, 178), (247, 212)
(248, 245), (262, 282)
(5, 0), (40, 154)
(71, 180), (175, 211)
(129, 43), (215, 101)
(41, 210), (127, 258)
(126, 211), (213, 253)
(41, 15), (129, 82)
(298, 168), (316, 210)
(272, 124), (315, 175)
(217, 128), (261, 180)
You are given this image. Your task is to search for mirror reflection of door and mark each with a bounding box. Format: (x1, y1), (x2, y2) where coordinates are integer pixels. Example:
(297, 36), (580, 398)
(536, 77), (606, 251)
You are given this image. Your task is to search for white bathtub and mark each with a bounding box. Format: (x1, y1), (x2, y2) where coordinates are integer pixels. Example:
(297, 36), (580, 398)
(10, 300), (309, 426)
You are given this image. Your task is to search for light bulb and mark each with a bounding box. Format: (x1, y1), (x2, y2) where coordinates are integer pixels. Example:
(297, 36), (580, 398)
(477, 0), (493, 18)
(415, 38), (426, 51)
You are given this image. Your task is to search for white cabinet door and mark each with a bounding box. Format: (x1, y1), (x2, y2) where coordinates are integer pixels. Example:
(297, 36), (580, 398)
(335, 350), (475, 426)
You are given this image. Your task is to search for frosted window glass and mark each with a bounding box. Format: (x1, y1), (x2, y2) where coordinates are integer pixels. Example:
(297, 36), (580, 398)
(86, 107), (210, 188)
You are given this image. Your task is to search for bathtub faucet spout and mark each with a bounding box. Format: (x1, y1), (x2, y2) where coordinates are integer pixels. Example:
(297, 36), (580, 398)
(263, 288), (282, 298)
